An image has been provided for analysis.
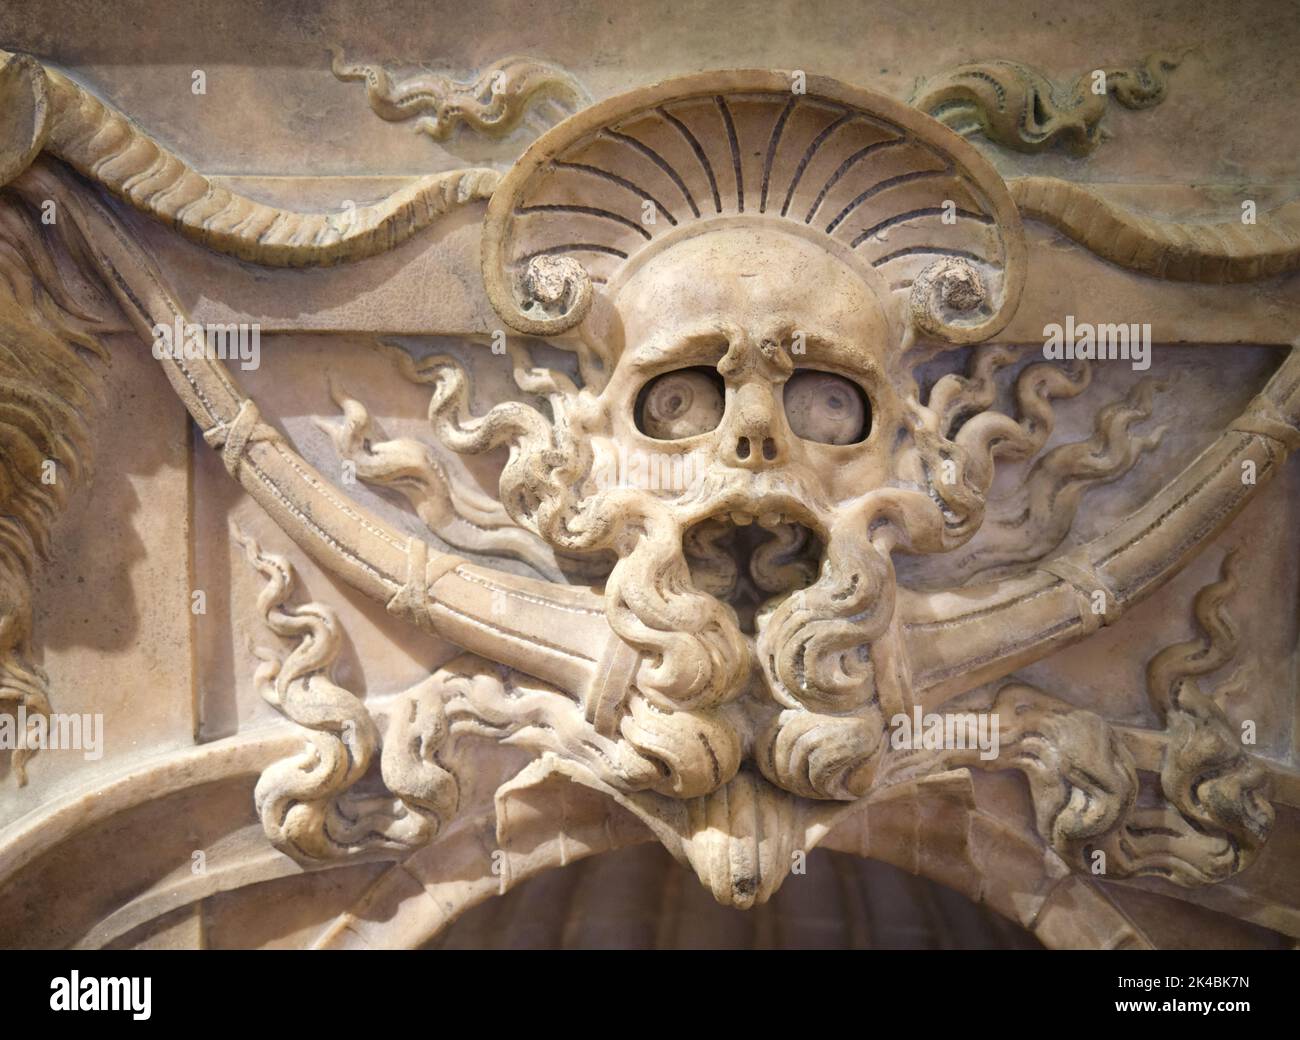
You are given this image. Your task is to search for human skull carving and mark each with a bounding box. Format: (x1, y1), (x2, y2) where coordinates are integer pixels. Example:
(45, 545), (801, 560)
(595, 225), (908, 799)
(460, 71), (1028, 802)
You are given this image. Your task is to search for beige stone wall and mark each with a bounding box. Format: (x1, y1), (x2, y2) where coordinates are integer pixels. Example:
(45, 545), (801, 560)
(0, 0), (1296, 949)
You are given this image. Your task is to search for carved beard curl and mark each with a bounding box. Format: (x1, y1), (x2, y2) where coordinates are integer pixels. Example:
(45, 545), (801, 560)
(759, 529), (894, 712)
(599, 520), (749, 798)
(752, 410), (991, 802)
(495, 420), (750, 799)
(602, 516), (751, 714)
(754, 525), (895, 800)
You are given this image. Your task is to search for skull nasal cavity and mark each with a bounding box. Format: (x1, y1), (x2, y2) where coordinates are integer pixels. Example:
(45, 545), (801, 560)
(731, 435), (780, 466)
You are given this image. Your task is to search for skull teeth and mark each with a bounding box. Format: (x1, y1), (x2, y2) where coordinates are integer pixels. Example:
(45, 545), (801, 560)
(713, 509), (803, 529)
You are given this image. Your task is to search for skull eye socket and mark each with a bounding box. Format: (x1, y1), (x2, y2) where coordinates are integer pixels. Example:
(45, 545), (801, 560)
(783, 370), (870, 445)
(636, 367), (725, 440)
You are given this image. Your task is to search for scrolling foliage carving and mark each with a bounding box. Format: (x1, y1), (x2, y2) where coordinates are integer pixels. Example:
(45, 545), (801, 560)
(329, 47), (588, 142)
(914, 52), (1182, 155)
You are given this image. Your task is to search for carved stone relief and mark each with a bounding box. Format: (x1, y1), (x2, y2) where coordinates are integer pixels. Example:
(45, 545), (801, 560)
(0, 1), (1297, 952)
